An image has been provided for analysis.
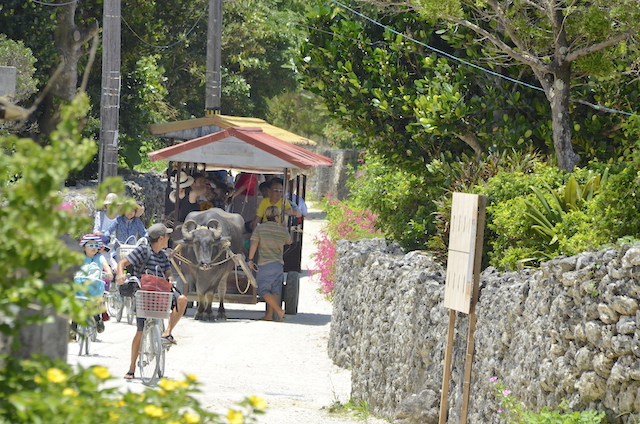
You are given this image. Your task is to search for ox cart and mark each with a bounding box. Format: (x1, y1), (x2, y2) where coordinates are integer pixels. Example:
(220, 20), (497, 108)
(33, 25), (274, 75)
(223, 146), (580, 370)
(148, 125), (333, 316)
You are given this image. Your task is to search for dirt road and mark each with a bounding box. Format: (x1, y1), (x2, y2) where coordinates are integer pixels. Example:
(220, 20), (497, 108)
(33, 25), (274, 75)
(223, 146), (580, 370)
(68, 207), (386, 424)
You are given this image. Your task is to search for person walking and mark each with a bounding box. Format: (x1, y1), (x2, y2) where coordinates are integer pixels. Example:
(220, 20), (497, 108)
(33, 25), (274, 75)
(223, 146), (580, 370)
(247, 206), (292, 321)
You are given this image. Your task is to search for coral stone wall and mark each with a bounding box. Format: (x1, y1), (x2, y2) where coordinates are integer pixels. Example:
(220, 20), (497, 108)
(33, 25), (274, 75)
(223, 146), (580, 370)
(330, 239), (640, 424)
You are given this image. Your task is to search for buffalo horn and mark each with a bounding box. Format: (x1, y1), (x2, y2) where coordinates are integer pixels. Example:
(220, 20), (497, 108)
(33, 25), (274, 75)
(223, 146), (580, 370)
(183, 219), (198, 240)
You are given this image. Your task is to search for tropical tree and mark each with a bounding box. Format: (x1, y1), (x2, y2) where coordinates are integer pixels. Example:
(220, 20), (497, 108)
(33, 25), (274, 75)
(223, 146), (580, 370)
(0, 35), (38, 103)
(360, 0), (640, 170)
(1, 0), (309, 170)
(298, 2), (554, 172)
(1, 0), (98, 137)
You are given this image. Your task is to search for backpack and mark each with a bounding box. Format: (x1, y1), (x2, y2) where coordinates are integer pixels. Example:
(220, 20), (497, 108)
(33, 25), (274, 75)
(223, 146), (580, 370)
(74, 262), (105, 298)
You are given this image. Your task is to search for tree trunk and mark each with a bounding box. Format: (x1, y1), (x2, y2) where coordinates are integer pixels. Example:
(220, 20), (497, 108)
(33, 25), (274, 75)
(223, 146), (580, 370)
(39, 1), (99, 138)
(542, 63), (580, 171)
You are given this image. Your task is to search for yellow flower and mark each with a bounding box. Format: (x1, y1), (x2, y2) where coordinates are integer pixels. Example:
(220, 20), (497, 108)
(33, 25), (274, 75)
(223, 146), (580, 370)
(159, 378), (178, 391)
(183, 412), (201, 423)
(108, 411), (120, 421)
(34, 375), (43, 384)
(185, 373), (198, 382)
(62, 388), (78, 397)
(159, 378), (189, 391)
(144, 405), (164, 418)
(92, 366), (111, 379)
(46, 368), (67, 383)
(167, 421), (180, 424)
(114, 399), (126, 407)
(248, 395), (267, 410)
(227, 409), (244, 424)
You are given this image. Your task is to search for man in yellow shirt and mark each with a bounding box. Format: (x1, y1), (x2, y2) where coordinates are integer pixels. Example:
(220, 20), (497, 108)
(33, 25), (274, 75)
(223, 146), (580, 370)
(250, 179), (300, 231)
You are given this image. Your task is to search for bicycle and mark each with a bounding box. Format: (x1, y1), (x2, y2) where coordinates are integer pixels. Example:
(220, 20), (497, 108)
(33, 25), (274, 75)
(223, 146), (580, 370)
(135, 286), (174, 385)
(104, 281), (124, 322)
(74, 296), (98, 356)
(115, 237), (148, 325)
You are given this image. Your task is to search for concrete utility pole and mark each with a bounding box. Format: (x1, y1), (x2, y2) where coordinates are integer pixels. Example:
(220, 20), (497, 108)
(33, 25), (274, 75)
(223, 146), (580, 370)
(205, 0), (222, 115)
(98, 0), (121, 182)
(0, 66), (16, 97)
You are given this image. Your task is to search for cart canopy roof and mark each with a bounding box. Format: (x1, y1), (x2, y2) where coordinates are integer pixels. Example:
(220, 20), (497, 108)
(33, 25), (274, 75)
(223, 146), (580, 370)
(147, 126), (333, 173)
(149, 114), (316, 146)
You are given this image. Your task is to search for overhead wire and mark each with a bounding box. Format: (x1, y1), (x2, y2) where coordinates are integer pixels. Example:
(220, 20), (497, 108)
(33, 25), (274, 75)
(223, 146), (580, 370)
(329, 0), (640, 118)
(121, 2), (209, 50)
(31, 0), (78, 6)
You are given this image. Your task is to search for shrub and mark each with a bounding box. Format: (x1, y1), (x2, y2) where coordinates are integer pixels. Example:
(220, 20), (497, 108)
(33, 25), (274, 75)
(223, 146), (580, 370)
(0, 95), (265, 423)
(0, 355), (265, 424)
(347, 152), (440, 251)
(311, 196), (383, 299)
(490, 377), (605, 424)
(481, 161), (640, 269)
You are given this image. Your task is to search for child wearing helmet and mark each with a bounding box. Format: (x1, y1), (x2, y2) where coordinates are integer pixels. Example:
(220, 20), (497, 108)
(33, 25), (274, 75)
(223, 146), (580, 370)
(79, 234), (114, 282)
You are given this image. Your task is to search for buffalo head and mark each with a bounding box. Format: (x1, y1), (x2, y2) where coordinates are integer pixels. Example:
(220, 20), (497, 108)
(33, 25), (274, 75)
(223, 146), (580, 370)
(182, 219), (231, 270)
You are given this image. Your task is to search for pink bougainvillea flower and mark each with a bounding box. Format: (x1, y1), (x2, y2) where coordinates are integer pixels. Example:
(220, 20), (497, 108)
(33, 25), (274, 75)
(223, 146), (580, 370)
(56, 202), (74, 211)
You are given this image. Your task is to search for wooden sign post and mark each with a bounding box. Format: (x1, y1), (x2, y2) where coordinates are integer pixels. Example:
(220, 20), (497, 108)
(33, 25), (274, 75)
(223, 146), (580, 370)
(439, 193), (486, 424)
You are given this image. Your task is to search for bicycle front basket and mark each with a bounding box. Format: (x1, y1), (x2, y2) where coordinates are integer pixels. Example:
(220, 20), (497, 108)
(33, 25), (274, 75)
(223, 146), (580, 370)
(135, 290), (172, 320)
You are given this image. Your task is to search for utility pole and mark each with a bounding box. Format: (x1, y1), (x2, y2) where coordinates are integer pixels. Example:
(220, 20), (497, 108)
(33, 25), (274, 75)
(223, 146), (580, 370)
(98, 0), (121, 182)
(205, 0), (222, 115)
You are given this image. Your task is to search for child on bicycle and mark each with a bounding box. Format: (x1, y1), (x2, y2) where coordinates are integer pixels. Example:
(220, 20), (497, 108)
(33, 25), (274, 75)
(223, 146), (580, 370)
(76, 234), (114, 333)
(104, 202), (148, 255)
(116, 223), (187, 380)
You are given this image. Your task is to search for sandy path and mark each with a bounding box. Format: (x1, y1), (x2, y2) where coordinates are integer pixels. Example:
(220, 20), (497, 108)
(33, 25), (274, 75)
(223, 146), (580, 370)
(68, 206), (387, 424)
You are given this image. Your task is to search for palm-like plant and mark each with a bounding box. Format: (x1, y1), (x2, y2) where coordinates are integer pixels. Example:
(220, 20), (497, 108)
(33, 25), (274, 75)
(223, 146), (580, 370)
(524, 169), (609, 245)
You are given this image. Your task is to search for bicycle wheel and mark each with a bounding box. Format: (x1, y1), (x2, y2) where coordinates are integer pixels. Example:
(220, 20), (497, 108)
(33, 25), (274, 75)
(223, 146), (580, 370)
(76, 323), (91, 356)
(157, 320), (166, 379)
(106, 292), (122, 319)
(139, 321), (161, 385)
(116, 294), (124, 322)
(89, 319), (97, 342)
(126, 297), (134, 325)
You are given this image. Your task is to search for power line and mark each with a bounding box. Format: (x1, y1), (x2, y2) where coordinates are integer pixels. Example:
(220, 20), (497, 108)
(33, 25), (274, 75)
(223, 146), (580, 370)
(31, 0), (78, 6)
(121, 3), (209, 50)
(330, 0), (640, 118)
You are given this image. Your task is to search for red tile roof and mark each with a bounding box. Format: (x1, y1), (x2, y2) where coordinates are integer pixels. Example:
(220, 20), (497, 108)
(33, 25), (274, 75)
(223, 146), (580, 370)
(148, 127), (333, 173)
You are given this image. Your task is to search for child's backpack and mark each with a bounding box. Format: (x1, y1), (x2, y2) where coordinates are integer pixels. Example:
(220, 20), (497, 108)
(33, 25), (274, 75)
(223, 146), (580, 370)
(74, 262), (105, 298)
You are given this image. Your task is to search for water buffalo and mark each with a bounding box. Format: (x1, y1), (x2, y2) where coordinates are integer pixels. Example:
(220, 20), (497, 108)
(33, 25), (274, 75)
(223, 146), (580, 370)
(176, 208), (245, 321)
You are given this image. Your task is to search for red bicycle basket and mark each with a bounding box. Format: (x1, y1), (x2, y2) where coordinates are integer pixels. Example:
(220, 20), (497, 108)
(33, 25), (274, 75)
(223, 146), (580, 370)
(135, 290), (172, 319)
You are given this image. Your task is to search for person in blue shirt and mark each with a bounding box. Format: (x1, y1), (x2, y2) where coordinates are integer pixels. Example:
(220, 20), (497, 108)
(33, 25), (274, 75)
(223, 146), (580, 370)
(104, 204), (148, 247)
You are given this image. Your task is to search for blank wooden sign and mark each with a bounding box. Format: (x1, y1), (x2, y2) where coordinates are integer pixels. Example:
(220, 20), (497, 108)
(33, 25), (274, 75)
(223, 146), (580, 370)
(444, 193), (483, 314)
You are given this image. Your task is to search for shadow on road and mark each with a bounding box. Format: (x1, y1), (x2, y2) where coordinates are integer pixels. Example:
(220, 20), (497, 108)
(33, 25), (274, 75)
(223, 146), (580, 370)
(181, 307), (332, 326)
(305, 210), (327, 220)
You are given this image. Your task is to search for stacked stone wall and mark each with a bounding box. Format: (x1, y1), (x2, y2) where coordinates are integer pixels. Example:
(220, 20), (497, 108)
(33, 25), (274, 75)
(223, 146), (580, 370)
(331, 239), (640, 424)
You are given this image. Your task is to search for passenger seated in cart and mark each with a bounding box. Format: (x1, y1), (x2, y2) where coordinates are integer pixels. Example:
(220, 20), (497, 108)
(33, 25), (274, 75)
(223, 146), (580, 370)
(166, 171), (199, 223)
(190, 173), (208, 203)
(116, 223), (188, 380)
(250, 179), (301, 231)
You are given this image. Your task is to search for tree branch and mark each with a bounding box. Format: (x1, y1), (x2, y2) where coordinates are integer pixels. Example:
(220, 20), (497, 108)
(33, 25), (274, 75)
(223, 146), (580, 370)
(521, 0), (545, 13)
(77, 20), (100, 46)
(565, 30), (634, 62)
(486, 0), (535, 58)
(453, 131), (483, 158)
(450, 17), (553, 73)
